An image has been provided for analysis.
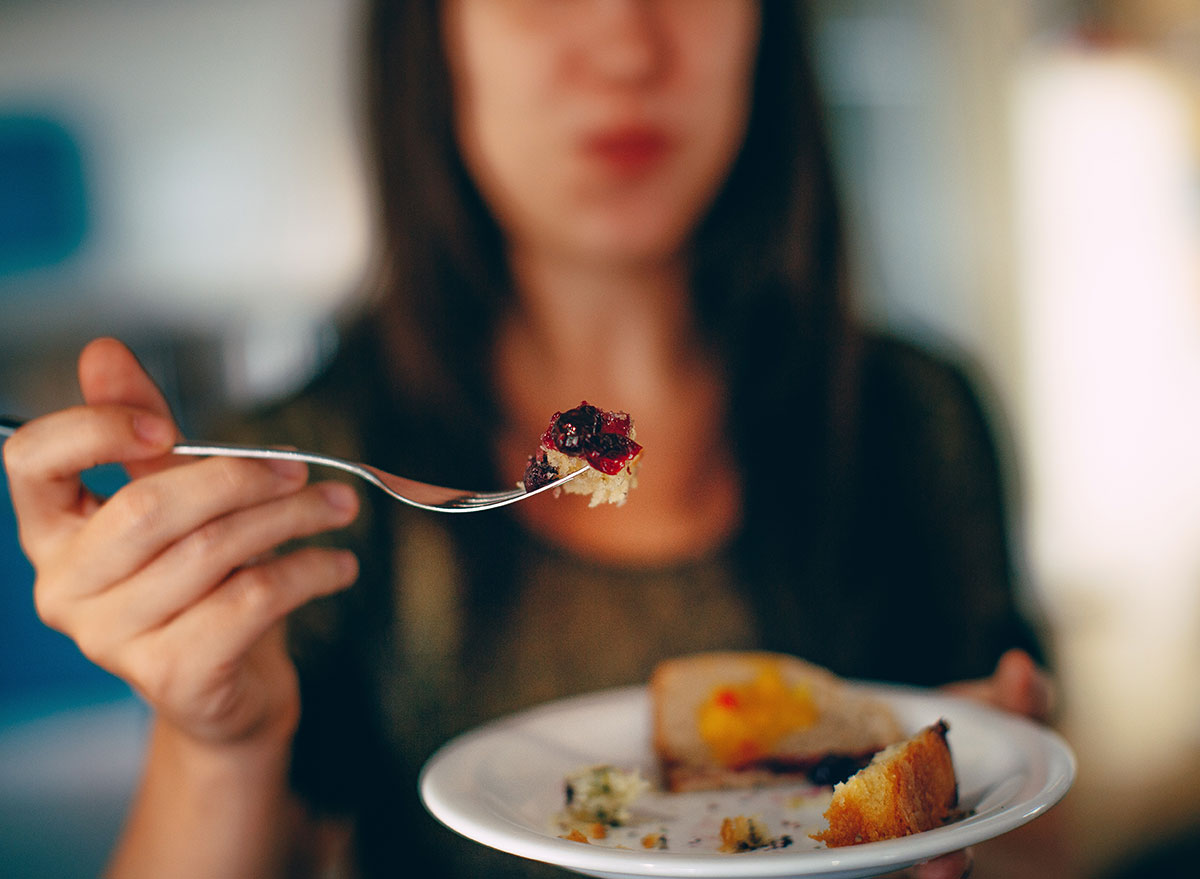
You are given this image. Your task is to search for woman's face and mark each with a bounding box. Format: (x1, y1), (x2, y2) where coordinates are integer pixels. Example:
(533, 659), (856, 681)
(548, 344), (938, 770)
(442, 0), (761, 269)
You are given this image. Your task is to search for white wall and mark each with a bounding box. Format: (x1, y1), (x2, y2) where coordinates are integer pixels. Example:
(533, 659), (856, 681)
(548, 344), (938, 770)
(1012, 42), (1200, 867)
(821, 1), (1200, 870)
(0, 0), (371, 398)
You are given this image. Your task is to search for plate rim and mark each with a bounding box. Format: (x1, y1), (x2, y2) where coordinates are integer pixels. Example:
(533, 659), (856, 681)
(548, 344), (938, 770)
(419, 683), (1077, 878)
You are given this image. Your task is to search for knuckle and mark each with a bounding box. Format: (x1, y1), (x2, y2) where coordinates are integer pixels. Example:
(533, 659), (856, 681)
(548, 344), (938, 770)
(73, 625), (113, 667)
(121, 639), (176, 701)
(210, 456), (252, 494)
(228, 564), (282, 619)
(109, 481), (167, 536)
(1, 429), (48, 486)
(1, 430), (27, 472)
(31, 580), (66, 631)
(211, 455), (293, 497)
(179, 515), (231, 562)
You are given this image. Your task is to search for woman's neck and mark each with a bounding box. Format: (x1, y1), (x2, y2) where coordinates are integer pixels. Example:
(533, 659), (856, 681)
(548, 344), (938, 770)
(504, 247), (697, 395)
(493, 246), (744, 565)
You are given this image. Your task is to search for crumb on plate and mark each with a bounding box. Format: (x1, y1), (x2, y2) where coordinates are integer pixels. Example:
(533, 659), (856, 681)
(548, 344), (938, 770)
(718, 815), (794, 853)
(563, 765), (650, 826)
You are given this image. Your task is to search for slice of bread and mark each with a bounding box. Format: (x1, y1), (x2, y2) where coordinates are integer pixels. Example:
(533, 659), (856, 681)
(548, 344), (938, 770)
(810, 720), (958, 847)
(650, 651), (904, 793)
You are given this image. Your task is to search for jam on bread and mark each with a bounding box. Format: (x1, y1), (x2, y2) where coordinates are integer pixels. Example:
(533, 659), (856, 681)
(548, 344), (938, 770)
(650, 651), (904, 793)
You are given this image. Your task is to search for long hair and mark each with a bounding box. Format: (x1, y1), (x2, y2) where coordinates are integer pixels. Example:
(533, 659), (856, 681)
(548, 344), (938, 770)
(358, 0), (860, 648)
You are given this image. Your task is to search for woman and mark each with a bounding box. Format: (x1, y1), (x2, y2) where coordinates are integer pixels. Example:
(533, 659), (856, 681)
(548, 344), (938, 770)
(2, 1), (1062, 876)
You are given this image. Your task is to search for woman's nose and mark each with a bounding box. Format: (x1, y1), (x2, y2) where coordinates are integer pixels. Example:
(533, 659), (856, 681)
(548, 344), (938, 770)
(584, 0), (668, 85)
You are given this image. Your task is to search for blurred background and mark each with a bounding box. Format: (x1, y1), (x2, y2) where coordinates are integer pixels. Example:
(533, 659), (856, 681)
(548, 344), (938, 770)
(1, 0), (1197, 876)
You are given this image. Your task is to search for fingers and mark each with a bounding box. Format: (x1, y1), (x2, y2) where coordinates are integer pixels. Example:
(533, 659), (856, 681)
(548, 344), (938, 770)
(4, 339), (182, 556)
(50, 480), (359, 701)
(943, 649), (1055, 722)
(990, 648), (1055, 722)
(152, 545), (359, 677)
(912, 848), (973, 879)
(94, 545), (356, 747)
(78, 338), (175, 422)
(3, 405), (177, 553)
(4, 337), (366, 750)
(60, 454), (316, 599)
(77, 337), (183, 482)
(108, 480), (360, 637)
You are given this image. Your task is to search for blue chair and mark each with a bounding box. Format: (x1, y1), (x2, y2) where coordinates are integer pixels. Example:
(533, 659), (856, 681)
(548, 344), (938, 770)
(1, 109), (145, 873)
(0, 114), (87, 277)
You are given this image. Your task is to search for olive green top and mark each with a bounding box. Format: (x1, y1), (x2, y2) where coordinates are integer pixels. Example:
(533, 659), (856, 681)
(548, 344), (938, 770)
(226, 323), (1043, 878)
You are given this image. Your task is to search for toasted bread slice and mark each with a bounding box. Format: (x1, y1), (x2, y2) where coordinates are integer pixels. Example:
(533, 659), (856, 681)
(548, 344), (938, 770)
(650, 651), (904, 792)
(811, 720), (958, 847)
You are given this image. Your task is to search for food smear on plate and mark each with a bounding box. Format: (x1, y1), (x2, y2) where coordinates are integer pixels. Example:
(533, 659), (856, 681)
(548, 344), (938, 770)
(523, 402), (643, 506)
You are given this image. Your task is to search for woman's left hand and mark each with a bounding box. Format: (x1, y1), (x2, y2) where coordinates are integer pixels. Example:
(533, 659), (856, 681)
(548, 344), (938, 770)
(941, 647), (1055, 722)
(905, 648), (1055, 878)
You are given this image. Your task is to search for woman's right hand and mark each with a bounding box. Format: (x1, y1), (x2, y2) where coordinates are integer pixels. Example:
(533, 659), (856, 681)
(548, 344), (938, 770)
(2, 338), (360, 751)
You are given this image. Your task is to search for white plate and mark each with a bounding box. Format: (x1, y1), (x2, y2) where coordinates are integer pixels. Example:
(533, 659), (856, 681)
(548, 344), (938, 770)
(420, 684), (1076, 879)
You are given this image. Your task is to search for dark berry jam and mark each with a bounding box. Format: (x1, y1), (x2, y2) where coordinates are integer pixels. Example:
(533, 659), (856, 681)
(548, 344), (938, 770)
(806, 754), (867, 787)
(599, 410), (632, 435)
(522, 453), (559, 491)
(583, 431), (642, 475)
(543, 402), (641, 474)
(548, 404), (603, 456)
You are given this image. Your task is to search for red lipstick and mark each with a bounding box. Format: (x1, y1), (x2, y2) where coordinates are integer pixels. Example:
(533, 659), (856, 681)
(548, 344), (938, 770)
(583, 125), (672, 176)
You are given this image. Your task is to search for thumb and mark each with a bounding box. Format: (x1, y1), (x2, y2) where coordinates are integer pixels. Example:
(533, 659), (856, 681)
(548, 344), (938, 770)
(911, 848), (973, 879)
(990, 648), (1055, 722)
(944, 649), (1055, 722)
(78, 337), (182, 478)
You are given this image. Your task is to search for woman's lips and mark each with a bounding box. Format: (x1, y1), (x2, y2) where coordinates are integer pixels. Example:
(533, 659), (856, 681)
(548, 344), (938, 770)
(581, 126), (673, 176)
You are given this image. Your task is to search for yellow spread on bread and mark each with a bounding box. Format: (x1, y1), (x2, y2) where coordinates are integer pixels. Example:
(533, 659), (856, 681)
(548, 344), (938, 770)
(697, 662), (819, 767)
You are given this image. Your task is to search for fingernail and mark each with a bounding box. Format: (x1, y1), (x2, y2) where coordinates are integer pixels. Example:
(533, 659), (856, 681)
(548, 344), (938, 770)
(268, 458), (306, 480)
(134, 414), (173, 445)
(322, 482), (358, 512)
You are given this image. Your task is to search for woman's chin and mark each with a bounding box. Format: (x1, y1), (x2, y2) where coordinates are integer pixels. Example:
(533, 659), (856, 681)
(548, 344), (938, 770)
(558, 220), (696, 270)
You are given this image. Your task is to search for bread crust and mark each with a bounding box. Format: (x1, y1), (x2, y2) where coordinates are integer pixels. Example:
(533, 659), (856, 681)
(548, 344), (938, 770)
(810, 720), (958, 847)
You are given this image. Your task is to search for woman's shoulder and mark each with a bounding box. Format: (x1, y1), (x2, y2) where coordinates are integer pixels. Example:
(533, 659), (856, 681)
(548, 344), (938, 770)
(853, 327), (1012, 485)
(859, 330), (982, 404)
(857, 329), (1000, 434)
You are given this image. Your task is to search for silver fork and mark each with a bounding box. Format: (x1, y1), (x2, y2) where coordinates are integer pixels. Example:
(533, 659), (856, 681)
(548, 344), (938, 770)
(0, 416), (584, 513)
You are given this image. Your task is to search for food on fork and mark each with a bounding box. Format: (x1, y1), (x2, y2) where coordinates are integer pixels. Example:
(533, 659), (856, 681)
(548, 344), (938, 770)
(523, 402), (643, 506)
(650, 651), (904, 793)
(810, 720), (958, 847)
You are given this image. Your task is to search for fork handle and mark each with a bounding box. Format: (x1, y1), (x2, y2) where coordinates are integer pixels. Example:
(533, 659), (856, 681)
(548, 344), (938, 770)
(0, 418), (349, 477)
(171, 440), (361, 478)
